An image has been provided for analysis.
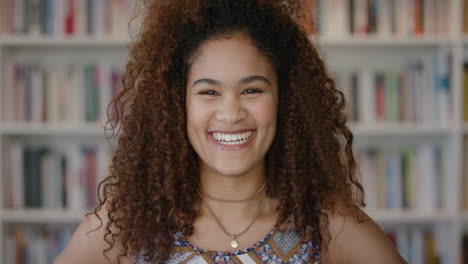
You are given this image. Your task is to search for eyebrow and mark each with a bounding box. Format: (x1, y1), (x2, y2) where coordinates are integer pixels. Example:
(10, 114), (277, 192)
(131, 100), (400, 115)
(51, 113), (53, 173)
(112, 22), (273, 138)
(191, 75), (271, 87)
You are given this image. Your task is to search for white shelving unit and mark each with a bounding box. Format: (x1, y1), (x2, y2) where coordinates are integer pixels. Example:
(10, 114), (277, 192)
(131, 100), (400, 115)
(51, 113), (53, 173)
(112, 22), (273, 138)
(315, 36), (453, 47)
(367, 210), (457, 224)
(0, 36), (130, 47)
(0, 0), (466, 263)
(350, 123), (453, 136)
(0, 209), (84, 224)
(0, 122), (106, 136)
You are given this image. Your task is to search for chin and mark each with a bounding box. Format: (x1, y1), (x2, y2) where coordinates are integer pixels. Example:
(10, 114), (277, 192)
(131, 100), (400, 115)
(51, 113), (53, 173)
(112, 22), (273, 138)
(213, 163), (252, 177)
(216, 168), (249, 177)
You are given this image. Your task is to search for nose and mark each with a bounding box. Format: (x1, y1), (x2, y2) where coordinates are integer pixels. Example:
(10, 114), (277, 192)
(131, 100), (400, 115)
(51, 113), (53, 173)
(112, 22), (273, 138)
(215, 95), (247, 123)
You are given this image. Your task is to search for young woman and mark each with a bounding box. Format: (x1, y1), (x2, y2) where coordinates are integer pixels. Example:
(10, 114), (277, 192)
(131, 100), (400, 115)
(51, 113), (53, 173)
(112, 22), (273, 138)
(55, 1), (406, 263)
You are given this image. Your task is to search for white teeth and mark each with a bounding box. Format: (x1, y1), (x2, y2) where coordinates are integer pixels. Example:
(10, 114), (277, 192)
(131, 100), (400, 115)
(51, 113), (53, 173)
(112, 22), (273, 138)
(212, 131), (254, 144)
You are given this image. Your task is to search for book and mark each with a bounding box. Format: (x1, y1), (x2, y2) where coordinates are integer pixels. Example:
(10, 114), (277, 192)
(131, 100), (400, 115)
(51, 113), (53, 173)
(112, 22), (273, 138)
(356, 150), (377, 209)
(306, 0), (451, 37)
(383, 227), (443, 263)
(353, 0), (368, 35)
(396, 228), (409, 261)
(424, 0), (436, 35)
(1, 0), (136, 37)
(463, 137), (468, 209)
(2, 62), (123, 123)
(434, 46), (451, 126)
(464, 0), (468, 34)
(5, 225), (75, 264)
(357, 143), (443, 210)
(376, 0), (392, 36)
(3, 140), (111, 210)
(331, 49), (451, 124)
(27, 0), (42, 35)
(463, 63), (468, 122)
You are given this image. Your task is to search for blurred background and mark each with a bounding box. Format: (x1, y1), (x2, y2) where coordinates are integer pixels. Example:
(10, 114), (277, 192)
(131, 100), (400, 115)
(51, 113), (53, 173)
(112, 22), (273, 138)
(0, 0), (466, 263)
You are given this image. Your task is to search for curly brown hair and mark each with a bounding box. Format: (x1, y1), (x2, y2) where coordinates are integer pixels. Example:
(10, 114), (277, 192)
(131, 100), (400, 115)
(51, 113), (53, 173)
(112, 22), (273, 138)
(91, 0), (365, 263)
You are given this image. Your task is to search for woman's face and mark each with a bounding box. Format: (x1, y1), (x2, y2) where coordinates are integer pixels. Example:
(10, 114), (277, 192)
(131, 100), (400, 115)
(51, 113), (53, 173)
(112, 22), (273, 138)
(186, 33), (278, 177)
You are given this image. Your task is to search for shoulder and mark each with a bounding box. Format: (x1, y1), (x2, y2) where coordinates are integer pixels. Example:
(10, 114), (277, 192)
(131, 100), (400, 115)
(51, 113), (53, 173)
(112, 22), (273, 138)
(53, 202), (133, 264)
(320, 206), (407, 264)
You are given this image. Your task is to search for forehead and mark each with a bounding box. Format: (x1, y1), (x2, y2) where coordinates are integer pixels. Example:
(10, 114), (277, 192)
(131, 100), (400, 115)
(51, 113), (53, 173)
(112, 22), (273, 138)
(187, 34), (276, 82)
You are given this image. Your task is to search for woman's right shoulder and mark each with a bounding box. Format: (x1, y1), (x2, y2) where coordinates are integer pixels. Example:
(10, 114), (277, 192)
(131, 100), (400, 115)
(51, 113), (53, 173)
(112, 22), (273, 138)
(53, 202), (133, 264)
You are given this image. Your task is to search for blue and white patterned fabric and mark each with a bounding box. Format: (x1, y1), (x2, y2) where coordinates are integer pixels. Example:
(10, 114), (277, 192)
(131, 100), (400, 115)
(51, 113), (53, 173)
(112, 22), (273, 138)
(134, 226), (320, 264)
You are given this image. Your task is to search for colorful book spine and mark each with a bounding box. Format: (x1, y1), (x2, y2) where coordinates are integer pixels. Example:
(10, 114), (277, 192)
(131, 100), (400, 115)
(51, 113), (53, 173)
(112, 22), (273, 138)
(333, 48), (451, 124)
(0, 0), (136, 37)
(4, 226), (74, 264)
(1, 62), (123, 123)
(357, 143), (443, 210)
(308, 0), (450, 37)
(384, 227), (447, 263)
(2, 141), (111, 210)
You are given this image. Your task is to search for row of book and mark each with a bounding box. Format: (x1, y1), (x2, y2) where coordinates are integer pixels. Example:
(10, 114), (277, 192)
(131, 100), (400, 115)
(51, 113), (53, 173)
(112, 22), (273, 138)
(385, 227), (448, 264)
(0, 0), (137, 37)
(464, 0), (468, 34)
(2, 141), (111, 210)
(462, 64), (468, 122)
(302, 0), (450, 37)
(4, 225), (75, 264)
(1, 62), (122, 123)
(356, 143), (444, 210)
(334, 47), (451, 124)
(463, 137), (468, 210)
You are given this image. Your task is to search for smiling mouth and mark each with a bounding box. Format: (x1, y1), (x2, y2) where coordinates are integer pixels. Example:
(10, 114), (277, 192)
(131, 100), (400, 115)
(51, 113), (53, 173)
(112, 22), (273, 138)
(209, 130), (255, 146)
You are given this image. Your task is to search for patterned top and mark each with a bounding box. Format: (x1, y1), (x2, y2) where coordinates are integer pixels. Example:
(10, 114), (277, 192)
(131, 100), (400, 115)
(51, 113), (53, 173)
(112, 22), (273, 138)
(134, 226), (320, 264)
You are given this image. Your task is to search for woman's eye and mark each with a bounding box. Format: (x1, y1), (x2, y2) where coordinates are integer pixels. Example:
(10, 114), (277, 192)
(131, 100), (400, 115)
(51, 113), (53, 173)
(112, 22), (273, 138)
(199, 90), (218, 95)
(243, 88), (262, 94)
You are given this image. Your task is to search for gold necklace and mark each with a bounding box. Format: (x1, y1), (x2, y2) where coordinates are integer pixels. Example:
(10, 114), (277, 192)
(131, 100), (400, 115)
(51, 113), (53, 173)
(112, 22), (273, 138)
(199, 181), (267, 203)
(197, 188), (265, 249)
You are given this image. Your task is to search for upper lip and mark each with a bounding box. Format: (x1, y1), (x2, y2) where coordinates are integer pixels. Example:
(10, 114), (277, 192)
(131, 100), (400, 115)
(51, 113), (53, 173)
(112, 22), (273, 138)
(209, 129), (256, 134)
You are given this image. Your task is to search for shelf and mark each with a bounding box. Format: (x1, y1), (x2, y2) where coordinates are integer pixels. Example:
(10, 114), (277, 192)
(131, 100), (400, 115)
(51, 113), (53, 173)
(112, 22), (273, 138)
(461, 212), (468, 222)
(462, 123), (468, 134)
(366, 210), (455, 223)
(0, 209), (86, 223)
(462, 36), (468, 45)
(0, 122), (108, 136)
(313, 36), (453, 47)
(350, 123), (452, 136)
(0, 35), (451, 48)
(0, 36), (130, 47)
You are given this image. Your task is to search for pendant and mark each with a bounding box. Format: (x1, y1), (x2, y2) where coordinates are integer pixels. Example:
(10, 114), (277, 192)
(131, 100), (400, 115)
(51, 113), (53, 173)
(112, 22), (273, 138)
(230, 236), (239, 248)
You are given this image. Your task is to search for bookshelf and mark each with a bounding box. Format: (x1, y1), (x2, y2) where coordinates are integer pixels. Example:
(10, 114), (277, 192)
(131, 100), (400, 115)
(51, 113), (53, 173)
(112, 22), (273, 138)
(0, 36), (129, 47)
(316, 36), (453, 47)
(0, 0), (466, 263)
(0, 122), (106, 136)
(0, 209), (84, 224)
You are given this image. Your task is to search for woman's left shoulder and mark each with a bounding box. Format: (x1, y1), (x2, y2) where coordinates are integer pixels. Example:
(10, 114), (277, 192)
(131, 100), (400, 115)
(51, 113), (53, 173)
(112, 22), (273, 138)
(320, 206), (407, 264)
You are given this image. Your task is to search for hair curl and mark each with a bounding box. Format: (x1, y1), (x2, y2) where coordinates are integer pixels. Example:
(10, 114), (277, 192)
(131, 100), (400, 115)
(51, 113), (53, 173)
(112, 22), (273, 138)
(91, 0), (365, 263)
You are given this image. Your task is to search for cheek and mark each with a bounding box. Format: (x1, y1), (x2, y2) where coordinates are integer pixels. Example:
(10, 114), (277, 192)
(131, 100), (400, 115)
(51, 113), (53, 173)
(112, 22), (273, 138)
(250, 98), (277, 128)
(186, 100), (212, 139)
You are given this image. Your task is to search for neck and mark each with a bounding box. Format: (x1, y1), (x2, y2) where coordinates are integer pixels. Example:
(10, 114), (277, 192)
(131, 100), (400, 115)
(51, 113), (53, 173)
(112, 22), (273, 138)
(195, 162), (279, 236)
(198, 164), (267, 203)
